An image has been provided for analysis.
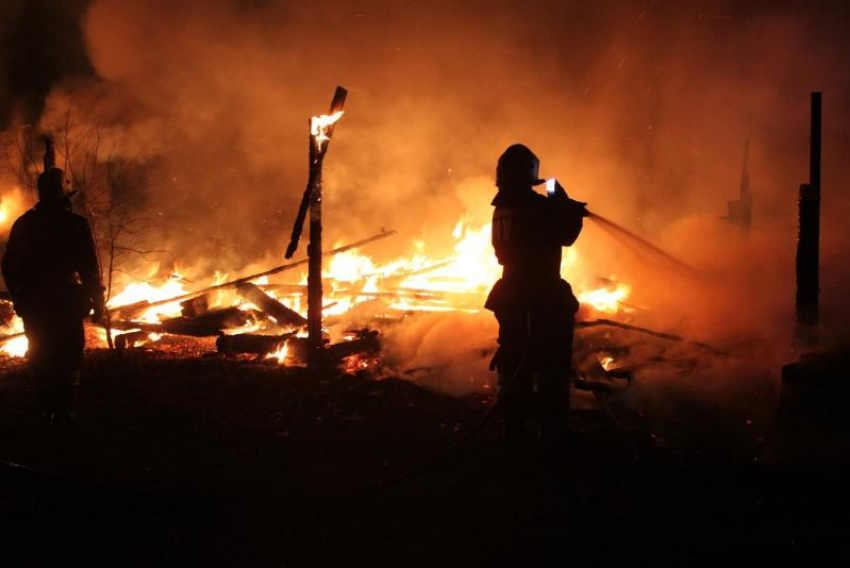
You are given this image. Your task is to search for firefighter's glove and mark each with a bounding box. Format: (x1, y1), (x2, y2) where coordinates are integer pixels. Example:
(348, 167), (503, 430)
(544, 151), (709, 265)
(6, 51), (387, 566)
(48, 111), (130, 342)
(569, 199), (589, 218)
(549, 181), (588, 217)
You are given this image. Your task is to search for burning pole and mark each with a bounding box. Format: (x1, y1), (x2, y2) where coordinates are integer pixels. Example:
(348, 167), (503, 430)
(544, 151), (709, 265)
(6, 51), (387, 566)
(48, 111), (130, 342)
(285, 86), (348, 365)
(796, 92), (821, 329)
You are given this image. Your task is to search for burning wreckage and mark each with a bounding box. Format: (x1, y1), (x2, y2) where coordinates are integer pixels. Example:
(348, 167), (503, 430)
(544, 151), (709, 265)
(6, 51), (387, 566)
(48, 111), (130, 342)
(0, 87), (753, 423)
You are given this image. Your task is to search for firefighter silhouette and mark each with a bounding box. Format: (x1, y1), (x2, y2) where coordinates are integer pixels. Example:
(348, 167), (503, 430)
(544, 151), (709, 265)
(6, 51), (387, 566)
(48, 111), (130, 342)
(2, 167), (105, 426)
(485, 144), (587, 456)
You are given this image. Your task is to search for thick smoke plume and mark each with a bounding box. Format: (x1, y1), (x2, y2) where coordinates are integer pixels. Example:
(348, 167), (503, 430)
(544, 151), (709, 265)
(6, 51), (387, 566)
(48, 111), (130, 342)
(2, 2), (850, 438)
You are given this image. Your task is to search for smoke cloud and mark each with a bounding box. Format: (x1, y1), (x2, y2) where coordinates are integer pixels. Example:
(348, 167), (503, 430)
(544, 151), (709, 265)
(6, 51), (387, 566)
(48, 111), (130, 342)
(2, 1), (850, 431)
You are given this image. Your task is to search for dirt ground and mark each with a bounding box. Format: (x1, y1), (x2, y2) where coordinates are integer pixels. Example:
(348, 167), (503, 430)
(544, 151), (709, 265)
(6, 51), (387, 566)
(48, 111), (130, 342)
(0, 345), (848, 567)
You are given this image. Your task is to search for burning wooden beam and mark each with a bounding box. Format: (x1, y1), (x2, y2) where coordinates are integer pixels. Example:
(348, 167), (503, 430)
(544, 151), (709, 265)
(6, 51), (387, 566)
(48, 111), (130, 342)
(106, 230), (395, 320)
(216, 333), (293, 356)
(325, 330), (380, 361)
(180, 295), (210, 318)
(285, 330), (379, 367)
(235, 282), (306, 328)
(307, 87), (348, 365)
(284, 86), (348, 260)
(135, 307), (250, 337)
(115, 330), (153, 350)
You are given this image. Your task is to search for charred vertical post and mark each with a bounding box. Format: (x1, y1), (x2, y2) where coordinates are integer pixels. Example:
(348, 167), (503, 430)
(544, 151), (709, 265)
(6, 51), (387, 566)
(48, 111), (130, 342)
(796, 92), (821, 327)
(307, 119), (322, 356)
(306, 87), (348, 365)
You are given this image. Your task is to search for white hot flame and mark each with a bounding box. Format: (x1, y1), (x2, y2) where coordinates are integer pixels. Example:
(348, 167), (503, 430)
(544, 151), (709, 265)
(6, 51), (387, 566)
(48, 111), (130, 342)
(311, 111), (345, 150)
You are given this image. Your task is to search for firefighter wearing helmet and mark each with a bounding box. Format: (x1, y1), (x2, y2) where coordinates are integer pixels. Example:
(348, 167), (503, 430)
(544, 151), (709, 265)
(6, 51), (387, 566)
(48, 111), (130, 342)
(2, 167), (106, 427)
(485, 143), (587, 460)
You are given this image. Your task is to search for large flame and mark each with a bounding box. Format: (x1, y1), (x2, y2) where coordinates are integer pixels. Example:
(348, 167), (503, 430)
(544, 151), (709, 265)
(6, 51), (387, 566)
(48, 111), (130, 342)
(0, 187), (32, 235)
(578, 283), (631, 314)
(0, 186), (632, 359)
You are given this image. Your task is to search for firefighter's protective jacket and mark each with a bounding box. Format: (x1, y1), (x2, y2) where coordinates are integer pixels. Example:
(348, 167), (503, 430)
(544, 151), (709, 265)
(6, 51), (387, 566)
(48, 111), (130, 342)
(484, 186), (584, 372)
(2, 196), (104, 319)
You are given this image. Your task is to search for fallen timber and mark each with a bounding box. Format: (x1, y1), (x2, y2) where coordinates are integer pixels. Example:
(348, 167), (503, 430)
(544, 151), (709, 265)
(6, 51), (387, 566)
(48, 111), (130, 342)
(217, 330), (379, 364)
(109, 229), (396, 320)
(133, 307), (251, 337)
(236, 282), (306, 327)
(286, 330), (380, 365)
(115, 330), (152, 350)
(216, 333), (295, 356)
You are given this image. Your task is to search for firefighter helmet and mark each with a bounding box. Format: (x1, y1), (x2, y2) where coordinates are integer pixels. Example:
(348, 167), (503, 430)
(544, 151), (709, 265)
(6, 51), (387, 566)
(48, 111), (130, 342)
(37, 167), (67, 199)
(496, 144), (545, 189)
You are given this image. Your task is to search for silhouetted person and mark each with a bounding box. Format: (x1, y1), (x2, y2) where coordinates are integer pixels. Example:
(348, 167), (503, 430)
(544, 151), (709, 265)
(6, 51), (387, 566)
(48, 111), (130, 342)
(485, 144), (587, 460)
(2, 167), (105, 426)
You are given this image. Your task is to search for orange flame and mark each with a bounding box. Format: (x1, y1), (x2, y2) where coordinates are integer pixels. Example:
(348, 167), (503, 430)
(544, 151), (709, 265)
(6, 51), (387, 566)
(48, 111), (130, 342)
(265, 341), (289, 365)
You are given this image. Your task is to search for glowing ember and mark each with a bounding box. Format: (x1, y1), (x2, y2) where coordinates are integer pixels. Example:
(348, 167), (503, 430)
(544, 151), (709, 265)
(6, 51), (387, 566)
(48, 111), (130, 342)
(600, 356), (615, 370)
(311, 111), (344, 150)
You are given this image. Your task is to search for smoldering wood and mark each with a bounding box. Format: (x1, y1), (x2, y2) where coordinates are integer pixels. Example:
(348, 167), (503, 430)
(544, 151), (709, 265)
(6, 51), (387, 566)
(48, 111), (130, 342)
(105, 230), (396, 319)
(796, 91), (821, 327)
(284, 330), (379, 366)
(216, 333), (294, 356)
(115, 330), (151, 350)
(325, 331), (380, 361)
(180, 295), (210, 318)
(134, 307), (250, 337)
(236, 282), (306, 328)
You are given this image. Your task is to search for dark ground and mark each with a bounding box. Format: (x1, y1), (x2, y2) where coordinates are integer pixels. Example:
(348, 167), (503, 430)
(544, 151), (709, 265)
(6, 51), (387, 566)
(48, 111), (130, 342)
(0, 345), (848, 567)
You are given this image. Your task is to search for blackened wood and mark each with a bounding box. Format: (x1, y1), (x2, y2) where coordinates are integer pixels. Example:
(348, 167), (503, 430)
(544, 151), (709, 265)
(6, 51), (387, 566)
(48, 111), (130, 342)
(307, 86), (348, 366)
(307, 125), (323, 361)
(282, 333), (379, 367)
(180, 295), (209, 318)
(325, 330), (380, 362)
(796, 92), (821, 327)
(115, 330), (150, 350)
(236, 282), (306, 327)
(216, 333), (293, 355)
(147, 307), (250, 337)
(285, 86), (348, 260)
